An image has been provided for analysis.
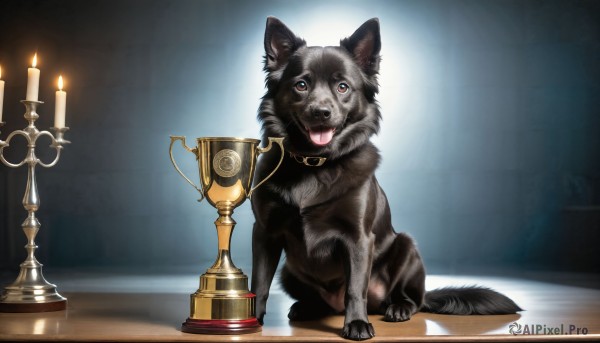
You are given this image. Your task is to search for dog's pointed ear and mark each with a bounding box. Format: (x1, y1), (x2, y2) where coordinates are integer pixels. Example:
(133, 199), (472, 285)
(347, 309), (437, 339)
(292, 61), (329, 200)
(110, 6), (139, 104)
(264, 17), (306, 71)
(341, 18), (381, 75)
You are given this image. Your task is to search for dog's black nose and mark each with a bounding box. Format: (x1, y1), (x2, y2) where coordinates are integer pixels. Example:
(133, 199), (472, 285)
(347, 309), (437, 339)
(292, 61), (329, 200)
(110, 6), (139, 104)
(312, 107), (331, 120)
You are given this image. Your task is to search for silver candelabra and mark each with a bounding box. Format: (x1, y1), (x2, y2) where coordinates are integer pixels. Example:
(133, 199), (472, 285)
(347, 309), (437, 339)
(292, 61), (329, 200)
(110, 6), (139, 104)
(0, 99), (70, 312)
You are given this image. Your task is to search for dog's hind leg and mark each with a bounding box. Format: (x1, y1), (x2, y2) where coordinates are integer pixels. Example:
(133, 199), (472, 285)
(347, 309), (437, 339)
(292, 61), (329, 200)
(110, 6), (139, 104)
(381, 233), (426, 322)
(280, 265), (337, 321)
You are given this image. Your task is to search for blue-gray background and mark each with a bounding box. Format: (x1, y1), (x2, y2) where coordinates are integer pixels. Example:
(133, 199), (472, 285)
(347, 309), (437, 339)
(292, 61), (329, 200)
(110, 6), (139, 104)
(1, 0), (599, 274)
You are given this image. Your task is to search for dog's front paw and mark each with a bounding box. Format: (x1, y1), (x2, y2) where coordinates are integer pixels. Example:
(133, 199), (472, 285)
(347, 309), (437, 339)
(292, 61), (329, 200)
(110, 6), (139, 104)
(256, 312), (265, 326)
(383, 301), (417, 322)
(342, 320), (375, 341)
(255, 302), (266, 325)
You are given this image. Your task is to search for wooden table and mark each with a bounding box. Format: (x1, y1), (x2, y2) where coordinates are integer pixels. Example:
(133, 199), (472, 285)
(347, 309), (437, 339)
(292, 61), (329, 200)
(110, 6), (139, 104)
(0, 272), (598, 342)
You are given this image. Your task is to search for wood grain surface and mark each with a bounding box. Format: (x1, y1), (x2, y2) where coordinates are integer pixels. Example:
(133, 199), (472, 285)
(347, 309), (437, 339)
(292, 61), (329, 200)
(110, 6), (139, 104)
(0, 273), (598, 342)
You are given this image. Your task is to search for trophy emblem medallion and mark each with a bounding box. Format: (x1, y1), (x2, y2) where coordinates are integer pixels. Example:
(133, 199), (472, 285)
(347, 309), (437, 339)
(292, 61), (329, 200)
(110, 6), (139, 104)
(213, 149), (241, 178)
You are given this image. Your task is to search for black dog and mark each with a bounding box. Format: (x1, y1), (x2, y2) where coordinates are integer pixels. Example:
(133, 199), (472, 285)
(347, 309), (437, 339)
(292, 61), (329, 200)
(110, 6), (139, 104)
(251, 17), (521, 341)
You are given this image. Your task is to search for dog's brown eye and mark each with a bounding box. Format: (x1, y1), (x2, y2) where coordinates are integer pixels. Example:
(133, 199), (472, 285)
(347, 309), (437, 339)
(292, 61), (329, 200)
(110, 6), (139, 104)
(337, 82), (349, 94)
(295, 81), (308, 91)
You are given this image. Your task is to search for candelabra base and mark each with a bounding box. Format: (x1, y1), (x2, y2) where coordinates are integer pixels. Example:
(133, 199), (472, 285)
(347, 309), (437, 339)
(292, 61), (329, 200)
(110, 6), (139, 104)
(0, 265), (67, 313)
(0, 299), (66, 313)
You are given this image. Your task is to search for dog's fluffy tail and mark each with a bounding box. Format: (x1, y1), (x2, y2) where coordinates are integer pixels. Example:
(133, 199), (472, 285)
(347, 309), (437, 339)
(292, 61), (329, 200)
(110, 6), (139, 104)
(421, 286), (522, 315)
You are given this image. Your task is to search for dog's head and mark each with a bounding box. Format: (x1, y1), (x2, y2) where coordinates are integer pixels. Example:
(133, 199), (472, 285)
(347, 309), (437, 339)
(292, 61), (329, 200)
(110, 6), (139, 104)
(259, 17), (382, 160)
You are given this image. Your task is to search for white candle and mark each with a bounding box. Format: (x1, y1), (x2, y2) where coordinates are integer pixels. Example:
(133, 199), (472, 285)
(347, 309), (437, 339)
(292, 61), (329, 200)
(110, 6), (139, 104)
(0, 66), (4, 122)
(54, 75), (66, 128)
(26, 54), (40, 101)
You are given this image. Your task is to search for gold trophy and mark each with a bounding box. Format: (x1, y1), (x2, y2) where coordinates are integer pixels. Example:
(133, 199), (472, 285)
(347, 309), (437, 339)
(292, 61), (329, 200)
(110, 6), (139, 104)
(169, 136), (284, 334)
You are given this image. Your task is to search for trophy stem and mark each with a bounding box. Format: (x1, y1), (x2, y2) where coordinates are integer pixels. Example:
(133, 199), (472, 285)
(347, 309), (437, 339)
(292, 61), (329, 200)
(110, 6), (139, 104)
(207, 202), (241, 274)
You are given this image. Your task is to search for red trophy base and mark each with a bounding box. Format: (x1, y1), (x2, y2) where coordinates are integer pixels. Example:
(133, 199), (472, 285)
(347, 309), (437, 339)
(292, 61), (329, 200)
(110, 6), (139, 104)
(182, 317), (262, 335)
(0, 299), (66, 313)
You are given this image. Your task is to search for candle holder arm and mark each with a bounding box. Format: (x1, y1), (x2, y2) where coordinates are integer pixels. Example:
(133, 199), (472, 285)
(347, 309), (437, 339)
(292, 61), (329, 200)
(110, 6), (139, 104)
(36, 129), (69, 168)
(0, 130), (31, 168)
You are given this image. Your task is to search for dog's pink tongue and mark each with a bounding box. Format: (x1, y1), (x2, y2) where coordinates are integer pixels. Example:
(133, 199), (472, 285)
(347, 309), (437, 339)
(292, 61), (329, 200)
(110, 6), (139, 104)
(309, 128), (335, 146)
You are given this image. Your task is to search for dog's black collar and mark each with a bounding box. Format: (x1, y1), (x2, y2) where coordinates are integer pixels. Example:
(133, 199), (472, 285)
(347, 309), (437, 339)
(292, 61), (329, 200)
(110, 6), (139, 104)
(289, 151), (327, 167)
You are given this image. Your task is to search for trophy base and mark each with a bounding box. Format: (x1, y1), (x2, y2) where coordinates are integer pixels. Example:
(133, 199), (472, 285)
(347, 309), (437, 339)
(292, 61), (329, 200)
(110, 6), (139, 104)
(182, 317), (261, 334)
(0, 299), (66, 313)
(183, 270), (261, 335)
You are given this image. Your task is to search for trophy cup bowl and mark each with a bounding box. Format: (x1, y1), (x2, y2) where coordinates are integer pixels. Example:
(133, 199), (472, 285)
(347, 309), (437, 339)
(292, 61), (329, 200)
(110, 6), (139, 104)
(169, 136), (284, 334)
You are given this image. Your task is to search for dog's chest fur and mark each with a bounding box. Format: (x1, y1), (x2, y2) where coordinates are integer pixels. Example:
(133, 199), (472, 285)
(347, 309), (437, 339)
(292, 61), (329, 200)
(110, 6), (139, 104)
(257, 145), (381, 282)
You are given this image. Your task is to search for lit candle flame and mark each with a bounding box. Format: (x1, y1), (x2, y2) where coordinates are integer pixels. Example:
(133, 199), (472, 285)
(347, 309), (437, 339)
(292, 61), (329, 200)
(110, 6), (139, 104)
(58, 75), (63, 91)
(0, 65), (2, 79)
(32, 54), (37, 68)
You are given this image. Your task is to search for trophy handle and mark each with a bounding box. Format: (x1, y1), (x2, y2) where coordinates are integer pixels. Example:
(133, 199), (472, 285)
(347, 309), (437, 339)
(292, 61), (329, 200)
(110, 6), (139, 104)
(248, 137), (285, 198)
(169, 135), (205, 201)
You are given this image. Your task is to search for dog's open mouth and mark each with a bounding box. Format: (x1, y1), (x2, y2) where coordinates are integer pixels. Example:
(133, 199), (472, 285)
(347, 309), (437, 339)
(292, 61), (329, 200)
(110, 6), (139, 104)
(306, 126), (336, 146)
